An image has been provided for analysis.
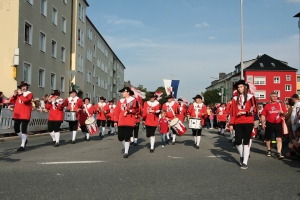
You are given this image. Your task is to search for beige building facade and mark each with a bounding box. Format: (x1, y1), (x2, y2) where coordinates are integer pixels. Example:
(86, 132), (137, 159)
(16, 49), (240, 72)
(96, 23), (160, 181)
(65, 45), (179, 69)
(0, 0), (125, 102)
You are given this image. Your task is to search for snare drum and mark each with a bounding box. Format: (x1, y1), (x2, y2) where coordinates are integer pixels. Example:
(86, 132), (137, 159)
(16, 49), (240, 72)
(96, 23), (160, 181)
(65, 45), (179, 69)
(170, 118), (187, 136)
(85, 117), (98, 135)
(189, 118), (201, 129)
(64, 111), (77, 121)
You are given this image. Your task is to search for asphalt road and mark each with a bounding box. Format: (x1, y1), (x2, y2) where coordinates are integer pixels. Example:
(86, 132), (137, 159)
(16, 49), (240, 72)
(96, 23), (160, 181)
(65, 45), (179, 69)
(0, 126), (299, 200)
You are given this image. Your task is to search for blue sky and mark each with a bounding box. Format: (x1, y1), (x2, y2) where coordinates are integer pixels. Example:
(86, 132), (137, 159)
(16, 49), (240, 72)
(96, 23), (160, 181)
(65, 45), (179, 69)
(87, 0), (300, 101)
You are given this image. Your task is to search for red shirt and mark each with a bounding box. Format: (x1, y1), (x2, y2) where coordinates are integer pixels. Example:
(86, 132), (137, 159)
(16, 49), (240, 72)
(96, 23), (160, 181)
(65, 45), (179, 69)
(45, 97), (64, 121)
(143, 100), (161, 126)
(162, 101), (180, 121)
(95, 102), (109, 120)
(229, 94), (257, 125)
(217, 106), (227, 122)
(178, 103), (187, 122)
(106, 104), (116, 121)
(135, 104), (143, 123)
(159, 117), (170, 134)
(11, 91), (33, 121)
(114, 97), (139, 127)
(261, 102), (287, 124)
(79, 104), (96, 125)
(187, 103), (207, 126)
(64, 97), (83, 121)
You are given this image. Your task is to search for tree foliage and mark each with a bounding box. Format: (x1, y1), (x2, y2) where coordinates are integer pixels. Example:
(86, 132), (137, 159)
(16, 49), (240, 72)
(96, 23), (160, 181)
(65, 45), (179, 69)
(135, 85), (167, 104)
(203, 89), (221, 106)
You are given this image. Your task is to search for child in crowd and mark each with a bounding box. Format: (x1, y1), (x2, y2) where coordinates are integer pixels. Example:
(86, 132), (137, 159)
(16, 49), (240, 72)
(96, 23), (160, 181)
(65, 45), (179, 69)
(286, 126), (300, 159)
(158, 110), (170, 148)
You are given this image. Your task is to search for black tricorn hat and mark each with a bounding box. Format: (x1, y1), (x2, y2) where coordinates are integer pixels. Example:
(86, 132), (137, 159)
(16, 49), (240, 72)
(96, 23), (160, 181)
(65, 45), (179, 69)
(83, 97), (90, 102)
(165, 94), (174, 99)
(100, 96), (106, 100)
(148, 92), (157, 98)
(17, 81), (30, 89)
(69, 89), (78, 94)
(108, 99), (115, 102)
(233, 79), (249, 89)
(192, 94), (203, 100)
(119, 87), (134, 96)
(51, 90), (60, 96)
(177, 98), (183, 101)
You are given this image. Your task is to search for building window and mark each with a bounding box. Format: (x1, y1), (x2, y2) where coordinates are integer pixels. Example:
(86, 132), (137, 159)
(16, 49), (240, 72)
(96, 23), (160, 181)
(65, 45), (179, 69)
(38, 68), (45, 87)
(285, 85), (291, 91)
(60, 76), (65, 92)
(62, 16), (66, 33)
(25, 22), (32, 45)
(93, 65), (95, 77)
(77, 54), (83, 73)
(297, 77), (300, 82)
(26, 0), (34, 5)
(52, 7), (58, 25)
(286, 75), (291, 81)
(77, 28), (84, 47)
(78, 3), (82, 20)
(23, 63), (31, 84)
(297, 90), (300, 95)
(40, 0), (47, 16)
(86, 71), (91, 83)
(50, 73), (56, 90)
(274, 77), (280, 84)
(96, 77), (101, 87)
(274, 90), (280, 98)
(39, 32), (46, 52)
(254, 77), (266, 85)
(61, 46), (66, 62)
(51, 40), (57, 58)
(93, 45), (96, 57)
(87, 27), (93, 41)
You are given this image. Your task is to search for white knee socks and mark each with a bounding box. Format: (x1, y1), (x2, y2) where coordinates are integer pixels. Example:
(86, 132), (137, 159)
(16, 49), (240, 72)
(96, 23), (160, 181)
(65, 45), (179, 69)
(236, 144), (243, 157)
(172, 134), (176, 142)
(196, 136), (201, 146)
(166, 133), (170, 140)
(124, 142), (130, 154)
(17, 132), (22, 138)
(21, 134), (27, 147)
(221, 129), (225, 134)
(194, 136), (197, 144)
(134, 138), (138, 143)
(86, 133), (90, 140)
(150, 136), (155, 149)
(54, 132), (60, 143)
(102, 127), (105, 135)
(130, 137), (134, 143)
(72, 131), (77, 141)
(49, 131), (55, 141)
(243, 145), (250, 165)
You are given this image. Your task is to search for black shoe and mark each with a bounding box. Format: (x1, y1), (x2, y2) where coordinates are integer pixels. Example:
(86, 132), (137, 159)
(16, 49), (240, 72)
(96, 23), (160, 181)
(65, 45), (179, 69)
(52, 141), (56, 146)
(71, 140), (75, 144)
(108, 131), (111, 135)
(239, 157), (244, 166)
(101, 135), (104, 138)
(166, 140), (169, 145)
(193, 143), (196, 148)
(86, 139), (90, 141)
(133, 143), (137, 146)
(172, 142), (175, 145)
(84, 136), (87, 141)
(196, 146), (199, 149)
(25, 140), (28, 147)
(130, 142), (134, 146)
(54, 143), (59, 147)
(150, 149), (154, 153)
(229, 139), (232, 143)
(17, 147), (25, 151)
(123, 153), (128, 158)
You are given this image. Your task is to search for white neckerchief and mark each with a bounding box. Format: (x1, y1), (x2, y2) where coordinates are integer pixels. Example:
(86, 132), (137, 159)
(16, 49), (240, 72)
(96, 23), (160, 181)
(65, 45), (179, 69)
(166, 101), (175, 107)
(51, 97), (63, 110)
(233, 94), (254, 110)
(22, 91), (31, 97)
(120, 96), (135, 104)
(193, 102), (203, 116)
(68, 96), (79, 111)
(147, 100), (159, 107)
(84, 103), (92, 116)
(98, 102), (106, 108)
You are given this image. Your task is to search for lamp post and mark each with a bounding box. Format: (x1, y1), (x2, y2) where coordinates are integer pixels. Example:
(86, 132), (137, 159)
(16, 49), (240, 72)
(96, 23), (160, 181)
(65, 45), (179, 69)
(240, 0), (244, 80)
(294, 12), (300, 71)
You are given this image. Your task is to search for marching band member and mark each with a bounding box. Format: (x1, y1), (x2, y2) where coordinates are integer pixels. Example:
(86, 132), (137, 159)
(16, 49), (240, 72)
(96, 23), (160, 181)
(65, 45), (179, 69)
(10, 81), (33, 151)
(178, 98), (187, 122)
(229, 80), (257, 169)
(79, 98), (96, 141)
(95, 96), (108, 139)
(162, 95), (180, 145)
(131, 101), (143, 146)
(187, 94), (207, 149)
(64, 89), (83, 144)
(45, 90), (64, 147)
(142, 92), (161, 152)
(217, 103), (228, 135)
(114, 87), (139, 158)
(107, 99), (116, 135)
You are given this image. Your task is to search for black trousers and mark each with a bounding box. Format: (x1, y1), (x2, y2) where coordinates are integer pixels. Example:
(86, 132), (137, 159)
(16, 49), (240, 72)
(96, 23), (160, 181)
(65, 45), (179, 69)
(146, 126), (156, 137)
(69, 121), (78, 131)
(14, 119), (29, 133)
(48, 121), (62, 132)
(133, 123), (140, 138)
(118, 126), (134, 141)
(192, 128), (202, 136)
(233, 123), (253, 145)
(107, 120), (114, 127)
(97, 120), (106, 127)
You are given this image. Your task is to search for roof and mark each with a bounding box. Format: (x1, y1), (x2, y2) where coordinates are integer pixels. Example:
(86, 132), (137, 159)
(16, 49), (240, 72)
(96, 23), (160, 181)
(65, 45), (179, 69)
(294, 12), (300, 18)
(244, 54), (297, 71)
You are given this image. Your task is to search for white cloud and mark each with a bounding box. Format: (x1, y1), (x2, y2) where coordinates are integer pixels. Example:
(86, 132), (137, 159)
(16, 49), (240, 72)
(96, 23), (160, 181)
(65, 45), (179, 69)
(105, 16), (143, 26)
(286, 0), (300, 3)
(208, 36), (215, 40)
(195, 22), (209, 28)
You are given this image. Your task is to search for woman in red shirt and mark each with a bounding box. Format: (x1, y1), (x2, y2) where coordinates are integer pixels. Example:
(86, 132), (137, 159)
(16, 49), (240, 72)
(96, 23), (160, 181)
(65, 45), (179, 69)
(45, 90), (64, 147)
(79, 98), (97, 141)
(95, 96), (108, 139)
(229, 80), (257, 170)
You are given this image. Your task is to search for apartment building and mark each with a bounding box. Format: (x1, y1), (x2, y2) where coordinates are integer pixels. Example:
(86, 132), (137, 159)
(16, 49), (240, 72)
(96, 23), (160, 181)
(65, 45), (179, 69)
(0, 0), (125, 101)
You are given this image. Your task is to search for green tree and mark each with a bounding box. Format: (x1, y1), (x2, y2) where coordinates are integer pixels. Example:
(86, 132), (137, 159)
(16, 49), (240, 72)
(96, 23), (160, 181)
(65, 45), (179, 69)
(155, 86), (167, 104)
(203, 89), (221, 106)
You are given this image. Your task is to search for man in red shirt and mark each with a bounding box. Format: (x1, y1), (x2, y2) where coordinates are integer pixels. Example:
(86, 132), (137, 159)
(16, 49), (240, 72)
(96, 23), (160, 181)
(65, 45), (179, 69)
(10, 81), (33, 151)
(261, 92), (287, 159)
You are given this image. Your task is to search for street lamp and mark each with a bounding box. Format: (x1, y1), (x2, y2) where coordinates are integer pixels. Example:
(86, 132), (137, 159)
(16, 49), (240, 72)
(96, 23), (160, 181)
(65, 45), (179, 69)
(240, 0), (244, 80)
(294, 12), (300, 71)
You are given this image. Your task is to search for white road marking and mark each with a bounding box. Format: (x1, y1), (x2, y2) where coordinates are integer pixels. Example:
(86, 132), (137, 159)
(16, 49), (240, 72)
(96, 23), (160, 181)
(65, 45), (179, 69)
(168, 156), (183, 159)
(207, 155), (227, 158)
(38, 161), (107, 164)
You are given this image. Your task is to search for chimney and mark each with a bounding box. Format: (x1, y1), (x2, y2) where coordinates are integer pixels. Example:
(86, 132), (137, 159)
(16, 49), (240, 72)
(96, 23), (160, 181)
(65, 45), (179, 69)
(219, 73), (226, 79)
